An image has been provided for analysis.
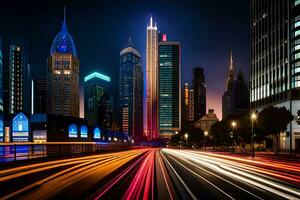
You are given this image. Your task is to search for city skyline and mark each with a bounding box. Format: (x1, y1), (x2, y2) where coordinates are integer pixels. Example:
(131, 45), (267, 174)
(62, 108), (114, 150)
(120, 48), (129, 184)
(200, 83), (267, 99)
(0, 0), (249, 119)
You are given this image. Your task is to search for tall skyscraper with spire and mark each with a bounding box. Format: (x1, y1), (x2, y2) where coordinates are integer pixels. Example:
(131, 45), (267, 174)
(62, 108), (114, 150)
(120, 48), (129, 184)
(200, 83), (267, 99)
(222, 51), (249, 119)
(145, 16), (158, 140)
(47, 6), (79, 117)
(225, 51), (235, 91)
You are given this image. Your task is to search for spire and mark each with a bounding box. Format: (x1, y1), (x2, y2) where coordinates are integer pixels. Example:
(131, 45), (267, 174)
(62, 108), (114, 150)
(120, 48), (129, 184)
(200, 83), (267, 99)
(229, 50), (234, 70)
(64, 5), (66, 23)
(62, 5), (67, 30)
(150, 15), (153, 27)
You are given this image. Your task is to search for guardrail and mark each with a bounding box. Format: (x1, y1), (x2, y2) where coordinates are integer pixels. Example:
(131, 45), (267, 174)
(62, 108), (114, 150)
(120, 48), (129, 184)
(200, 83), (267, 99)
(0, 142), (130, 163)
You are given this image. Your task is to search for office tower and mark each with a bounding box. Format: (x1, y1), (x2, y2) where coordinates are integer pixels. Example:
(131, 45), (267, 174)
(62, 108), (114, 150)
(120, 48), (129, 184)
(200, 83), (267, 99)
(84, 72), (112, 127)
(235, 69), (249, 113)
(0, 37), (3, 117)
(250, 0), (300, 151)
(47, 7), (79, 117)
(222, 52), (236, 119)
(222, 52), (249, 119)
(33, 76), (47, 113)
(133, 58), (144, 141)
(119, 38), (143, 139)
(98, 92), (113, 129)
(188, 89), (195, 121)
(158, 39), (181, 139)
(193, 67), (206, 121)
(145, 16), (159, 140)
(7, 41), (30, 115)
(182, 83), (189, 121)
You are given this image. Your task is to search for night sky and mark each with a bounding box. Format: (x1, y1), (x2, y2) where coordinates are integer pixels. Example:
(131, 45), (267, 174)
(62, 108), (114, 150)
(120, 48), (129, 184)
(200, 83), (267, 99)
(0, 0), (249, 119)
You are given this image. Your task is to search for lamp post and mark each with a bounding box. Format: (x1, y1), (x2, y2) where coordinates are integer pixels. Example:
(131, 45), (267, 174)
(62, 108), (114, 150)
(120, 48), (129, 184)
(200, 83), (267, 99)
(231, 121), (237, 153)
(204, 131), (208, 151)
(251, 113), (257, 158)
(184, 133), (188, 143)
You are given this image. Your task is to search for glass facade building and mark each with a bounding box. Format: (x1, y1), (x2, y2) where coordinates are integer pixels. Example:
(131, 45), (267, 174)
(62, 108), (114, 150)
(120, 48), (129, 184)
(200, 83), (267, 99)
(119, 38), (143, 140)
(8, 42), (30, 115)
(146, 17), (159, 140)
(0, 37), (3, 116)
(158, 41), (181, 139)
(84, 72), (112, 128)
(250, 0), (300, 151)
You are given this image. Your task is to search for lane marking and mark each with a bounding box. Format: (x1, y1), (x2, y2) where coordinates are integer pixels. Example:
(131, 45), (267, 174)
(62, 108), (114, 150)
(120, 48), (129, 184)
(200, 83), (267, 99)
(161, 151), (198, 200)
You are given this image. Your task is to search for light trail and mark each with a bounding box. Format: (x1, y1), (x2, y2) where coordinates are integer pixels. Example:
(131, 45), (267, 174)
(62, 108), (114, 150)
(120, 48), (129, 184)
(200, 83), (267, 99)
(1, 150), (146, 200)
(122, 149), (155, 200)
(162, 149), (300, 199)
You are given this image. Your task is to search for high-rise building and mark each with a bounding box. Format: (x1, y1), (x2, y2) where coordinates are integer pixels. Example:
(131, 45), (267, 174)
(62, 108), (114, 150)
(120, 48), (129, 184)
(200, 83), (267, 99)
(188, 89), (195, 121)
(33, 76), (47, 114)
(84, 72), (112, 127)
(182, 83), (189, 122)
(0, 37), (3, 117)
(222, 52), (249, 119)
(193, 67), (206, 121)
(47, 7), (79, 117)
(222, 52), (236, 119)
(145, 16), (159, 140)
(158, 40), (181, 139)
(250, 0), (300, 151)
(7, 41), (30, 115)
(119, 38), (143, 140)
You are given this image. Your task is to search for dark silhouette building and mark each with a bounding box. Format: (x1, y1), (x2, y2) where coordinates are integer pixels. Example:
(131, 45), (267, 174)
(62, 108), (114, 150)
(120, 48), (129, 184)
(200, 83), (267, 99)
(222, 52), (249, 119)
(193, 67), (206, 121)
(33, 76), (47, 114)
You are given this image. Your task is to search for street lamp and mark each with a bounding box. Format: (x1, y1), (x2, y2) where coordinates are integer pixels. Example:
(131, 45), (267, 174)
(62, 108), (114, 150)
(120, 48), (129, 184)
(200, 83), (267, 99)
(251, 113), (257, 158)
(184, 133), (188, 142)
(175, 131), (179, 135)
(204, 131), (208, 151)
(231, 121), (237, 153)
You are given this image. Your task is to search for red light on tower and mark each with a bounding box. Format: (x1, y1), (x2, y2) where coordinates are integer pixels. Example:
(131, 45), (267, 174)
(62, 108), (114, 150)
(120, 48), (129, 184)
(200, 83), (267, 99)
(162, 34), (167, 42)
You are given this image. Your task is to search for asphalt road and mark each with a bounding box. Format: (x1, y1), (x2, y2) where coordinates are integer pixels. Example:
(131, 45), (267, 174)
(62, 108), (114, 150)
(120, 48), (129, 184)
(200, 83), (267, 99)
(0, 148), (300, 200)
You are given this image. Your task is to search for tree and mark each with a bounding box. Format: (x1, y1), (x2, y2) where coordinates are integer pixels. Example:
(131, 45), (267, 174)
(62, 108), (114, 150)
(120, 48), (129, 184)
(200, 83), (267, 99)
(257, 106), (293, 153)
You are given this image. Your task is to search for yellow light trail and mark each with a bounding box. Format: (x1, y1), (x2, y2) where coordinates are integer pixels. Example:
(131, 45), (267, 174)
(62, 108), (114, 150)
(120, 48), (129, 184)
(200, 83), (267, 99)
(1, 149), (147, 200)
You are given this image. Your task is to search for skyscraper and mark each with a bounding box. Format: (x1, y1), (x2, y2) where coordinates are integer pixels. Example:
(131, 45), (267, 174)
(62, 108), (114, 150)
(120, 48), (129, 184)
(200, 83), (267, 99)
(250, 0), (300, 151)
(47, 7), (79, 117)
(182, 83), (189, 122)
(0, 37), (3, 117)
(222, 52), (249, 119)
(188, 89), (195, 121)
(7, 41), (30, 115)
(222, 52), (236, 119)
(119, 38), (143, 140)
(145, 17), (158, 140)
(158, 40), (181, 139)
(84, 72), (112, 127)
(193, 67), (206, 121)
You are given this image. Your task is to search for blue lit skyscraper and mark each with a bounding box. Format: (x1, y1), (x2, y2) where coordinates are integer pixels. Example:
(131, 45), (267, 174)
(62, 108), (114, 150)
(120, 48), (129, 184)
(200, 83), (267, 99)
(158, 37), (181, 139)
(119, 38), (143, 140)
(47, 7), (79, 117)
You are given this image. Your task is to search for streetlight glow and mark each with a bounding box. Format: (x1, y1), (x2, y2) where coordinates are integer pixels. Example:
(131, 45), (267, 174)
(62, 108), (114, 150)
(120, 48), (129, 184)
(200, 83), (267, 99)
(231, 121), (237, 128)
(204, 131), (208, 136)
(251, 113), (257, 120)
(184, 133), (188, 139)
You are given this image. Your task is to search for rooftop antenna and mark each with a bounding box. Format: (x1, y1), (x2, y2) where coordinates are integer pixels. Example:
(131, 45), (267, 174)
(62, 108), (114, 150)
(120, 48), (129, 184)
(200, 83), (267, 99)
(64, 5), (66, 23)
